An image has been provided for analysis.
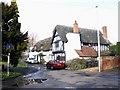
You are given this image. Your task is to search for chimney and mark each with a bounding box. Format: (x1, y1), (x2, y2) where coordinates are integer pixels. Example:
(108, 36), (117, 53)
(31, 37), (35, 47)
(73, 20), (78, 33)
(11, 0), (16, 2)
(102, 26), (108, 39)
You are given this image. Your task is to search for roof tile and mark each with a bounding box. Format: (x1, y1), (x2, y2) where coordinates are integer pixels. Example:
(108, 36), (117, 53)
(75, 46), (97, 57)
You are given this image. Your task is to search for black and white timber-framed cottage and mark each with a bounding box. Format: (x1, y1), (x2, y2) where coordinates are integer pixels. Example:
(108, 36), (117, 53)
(51, 21), (111, 61)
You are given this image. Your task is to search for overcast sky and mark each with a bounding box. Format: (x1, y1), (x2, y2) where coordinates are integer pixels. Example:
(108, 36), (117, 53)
(2, 0), (119, 44)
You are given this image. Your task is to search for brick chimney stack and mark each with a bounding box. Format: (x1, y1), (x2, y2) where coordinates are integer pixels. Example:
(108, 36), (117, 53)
(73, 20), (78, 33)
(102, 26), (108, 39)
(31, 37), (36, 47)
(11, 0), (16, 2)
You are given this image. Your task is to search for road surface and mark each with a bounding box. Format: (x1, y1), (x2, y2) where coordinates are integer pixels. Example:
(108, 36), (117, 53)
(2, 64), (120, 89)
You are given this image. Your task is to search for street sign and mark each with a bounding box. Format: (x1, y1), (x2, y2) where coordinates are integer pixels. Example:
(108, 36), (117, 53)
(6, 43), (12, 49)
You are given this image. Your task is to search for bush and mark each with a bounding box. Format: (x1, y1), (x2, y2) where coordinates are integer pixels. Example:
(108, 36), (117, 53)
(117, 42), (120, 55)
(66, 58), (86, 70)
(109, 42), (120, 56)
(39, 59), (46, 66)
(66, 58), (98, 70)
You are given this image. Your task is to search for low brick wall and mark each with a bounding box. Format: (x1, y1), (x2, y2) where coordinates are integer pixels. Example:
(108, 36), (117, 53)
(100, 56), (120, 72)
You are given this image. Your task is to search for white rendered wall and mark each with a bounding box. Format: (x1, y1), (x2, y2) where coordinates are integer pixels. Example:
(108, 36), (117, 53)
(65, 33), (81, 61)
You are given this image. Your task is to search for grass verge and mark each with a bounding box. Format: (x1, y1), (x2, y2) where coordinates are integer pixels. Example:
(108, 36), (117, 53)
(0, 61), (27, 68)
(0, 71), (23, 81)
(0, 61), (27, 81)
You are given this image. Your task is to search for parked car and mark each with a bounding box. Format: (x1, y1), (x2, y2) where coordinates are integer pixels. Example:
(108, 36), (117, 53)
(25, 58), (38, 64)
(86, 59), (98, 68)
(95, 59), (98, 66)
(46, 60), (66, 69)
(86, 60), (92, 68)
(25, 51), (39, 64)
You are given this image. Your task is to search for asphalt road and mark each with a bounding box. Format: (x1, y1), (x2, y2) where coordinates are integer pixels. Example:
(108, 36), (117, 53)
(44, 69), (120, 88)
(2, 63), (120, 89)
(21, 65), (119, 89)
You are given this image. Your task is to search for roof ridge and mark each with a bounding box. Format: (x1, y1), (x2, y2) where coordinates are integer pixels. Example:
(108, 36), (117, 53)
(56, 25), (97, 31)
(53, 25), (110, 44)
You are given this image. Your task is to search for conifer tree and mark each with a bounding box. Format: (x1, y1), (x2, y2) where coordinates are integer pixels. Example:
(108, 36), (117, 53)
(1, 1), (28, 67)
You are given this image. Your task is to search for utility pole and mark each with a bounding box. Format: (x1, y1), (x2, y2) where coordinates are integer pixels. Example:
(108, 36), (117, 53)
(96, 6), (101, 72)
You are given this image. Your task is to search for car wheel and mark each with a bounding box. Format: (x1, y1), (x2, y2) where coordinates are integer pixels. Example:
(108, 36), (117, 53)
(50, 66), (54, 70)
(47, 66), (49, 69)
(63, 66), (65, 69)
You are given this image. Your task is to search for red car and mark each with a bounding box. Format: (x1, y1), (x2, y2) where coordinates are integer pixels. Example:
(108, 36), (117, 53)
(46, 60), (66, 69)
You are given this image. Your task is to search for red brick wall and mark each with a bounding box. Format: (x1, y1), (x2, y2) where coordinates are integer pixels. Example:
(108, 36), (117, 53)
(100, 56), (120, 72)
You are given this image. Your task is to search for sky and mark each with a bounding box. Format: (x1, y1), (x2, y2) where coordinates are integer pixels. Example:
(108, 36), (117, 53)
(2, 0), (119, 44)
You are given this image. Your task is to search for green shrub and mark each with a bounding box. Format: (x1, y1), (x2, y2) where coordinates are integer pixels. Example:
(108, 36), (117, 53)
(66, 58), (98, 70)
(39, 59), (46, 66)
(117, 42), (120, 55)
(66, 58), (86, 70)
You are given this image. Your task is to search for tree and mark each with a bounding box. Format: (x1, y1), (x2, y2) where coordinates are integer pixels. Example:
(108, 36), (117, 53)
(1, 1), (28, 67)
(117, 42), (120, 56)
(109, 44), (117, 55)
(109, 42), (120, 56)
(29, 33), (37, 47)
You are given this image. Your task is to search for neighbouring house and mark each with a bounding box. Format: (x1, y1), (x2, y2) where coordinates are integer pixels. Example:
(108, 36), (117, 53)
(75, 46), (98, 59)
(33, 37), (53, 63)
(51, 21), (111, 61)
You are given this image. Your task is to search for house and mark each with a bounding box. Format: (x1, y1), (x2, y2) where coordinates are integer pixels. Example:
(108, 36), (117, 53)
(51, 21), (111, 61)
(33, 37), (53, 63)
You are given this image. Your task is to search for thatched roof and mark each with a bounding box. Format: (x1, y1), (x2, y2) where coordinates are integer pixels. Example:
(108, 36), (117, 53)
(34, 37), (52, 51)
(51, 25), (110, 45)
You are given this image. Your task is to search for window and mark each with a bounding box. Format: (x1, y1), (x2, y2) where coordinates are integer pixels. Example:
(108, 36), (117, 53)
(55, 42), (59, 48)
